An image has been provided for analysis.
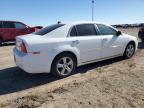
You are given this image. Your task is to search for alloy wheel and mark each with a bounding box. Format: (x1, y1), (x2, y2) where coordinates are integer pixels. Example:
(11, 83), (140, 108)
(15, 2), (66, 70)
(56, 57), (74, 76)
(126, 44), (135, 58)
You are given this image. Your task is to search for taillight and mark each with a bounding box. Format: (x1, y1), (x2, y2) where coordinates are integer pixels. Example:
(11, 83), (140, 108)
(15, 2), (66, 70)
(19, 42), (27, 53)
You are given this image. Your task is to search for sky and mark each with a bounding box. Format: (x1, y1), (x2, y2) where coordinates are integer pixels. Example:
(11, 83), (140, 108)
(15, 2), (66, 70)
(0, 0), (144, 26)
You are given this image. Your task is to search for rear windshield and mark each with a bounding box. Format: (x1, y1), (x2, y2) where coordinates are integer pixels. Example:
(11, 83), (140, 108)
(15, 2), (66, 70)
(34, 24), (65, 36)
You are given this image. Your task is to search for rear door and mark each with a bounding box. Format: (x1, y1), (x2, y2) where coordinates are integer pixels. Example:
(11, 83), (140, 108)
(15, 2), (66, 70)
(2, 22), (15, 40)
(69, 24), (102, 63)
(0, 22), (3, 39)
(96, 24), (124, 58)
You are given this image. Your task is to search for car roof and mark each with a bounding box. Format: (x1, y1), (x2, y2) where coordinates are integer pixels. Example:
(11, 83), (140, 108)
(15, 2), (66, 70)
(65, 21), (110, 26)
(0, 20), (25, 24)
(60, 21), (113, 31)
(44, 21), (115, 38)
(0, 20), (27, 26)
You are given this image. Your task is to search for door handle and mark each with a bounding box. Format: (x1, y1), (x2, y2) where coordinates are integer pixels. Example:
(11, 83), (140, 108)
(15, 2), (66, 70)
(103, 38), (108, 41)
(72, 40), (80, 45)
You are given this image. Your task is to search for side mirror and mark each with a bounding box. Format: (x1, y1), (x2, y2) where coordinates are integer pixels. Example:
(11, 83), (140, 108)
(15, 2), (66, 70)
(26, 26), (29, 29)
(116, 31), (122, 36)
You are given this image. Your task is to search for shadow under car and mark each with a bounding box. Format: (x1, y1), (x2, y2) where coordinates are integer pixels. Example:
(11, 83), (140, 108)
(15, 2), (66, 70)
(0, 56), (124, 95)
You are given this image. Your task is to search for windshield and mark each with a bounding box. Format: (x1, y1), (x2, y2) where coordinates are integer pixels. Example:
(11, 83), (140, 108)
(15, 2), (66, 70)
(34, 24), (65, 36)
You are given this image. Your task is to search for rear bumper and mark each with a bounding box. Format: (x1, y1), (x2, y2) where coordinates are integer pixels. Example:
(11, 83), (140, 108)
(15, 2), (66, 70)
(13, 48), (51, 74)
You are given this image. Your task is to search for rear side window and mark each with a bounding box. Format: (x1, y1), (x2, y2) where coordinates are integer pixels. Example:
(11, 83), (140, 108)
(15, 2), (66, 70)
(97, 24), (117, 35)
(76, 24), (97, 36)
(34, 24), (65, 36)
(14, 22), (26, 29)
(70, 26), (77, 36)
(0, 22), (2, 28)
(3, 22), (15, 28)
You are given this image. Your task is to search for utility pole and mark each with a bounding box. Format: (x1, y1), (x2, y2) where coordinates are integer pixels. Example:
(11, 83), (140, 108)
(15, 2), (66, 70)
(92, 0), (95, 21)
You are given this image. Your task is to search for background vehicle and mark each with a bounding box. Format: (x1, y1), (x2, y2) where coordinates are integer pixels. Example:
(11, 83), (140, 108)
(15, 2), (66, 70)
(138, 27), (144, 42)
(0, 21), (43, 45)
(13, 21), (138, 78)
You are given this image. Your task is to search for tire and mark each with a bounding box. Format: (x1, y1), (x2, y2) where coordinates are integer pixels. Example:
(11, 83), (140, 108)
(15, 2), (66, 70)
(138, 31), (144, 42)
(51, 53), (76, 78)
(138, 31), (141, 38)
(123, 42), (135, 59)
(142, 38), (144, 42)
(0, 38), (3, 46)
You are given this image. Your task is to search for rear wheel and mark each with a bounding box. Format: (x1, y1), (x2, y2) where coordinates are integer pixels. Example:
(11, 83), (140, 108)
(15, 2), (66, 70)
(123, 43), (135, 59)
(51, 53), (76, 78)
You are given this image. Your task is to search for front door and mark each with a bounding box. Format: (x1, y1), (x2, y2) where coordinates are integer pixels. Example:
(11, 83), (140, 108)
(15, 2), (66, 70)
(96, 24), (124, 58)
(12, 22), (31, 38)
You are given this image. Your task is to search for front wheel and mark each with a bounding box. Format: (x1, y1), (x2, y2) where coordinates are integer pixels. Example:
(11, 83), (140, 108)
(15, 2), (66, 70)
(51, 53), (76, 78)
(123, 43), (135, 59)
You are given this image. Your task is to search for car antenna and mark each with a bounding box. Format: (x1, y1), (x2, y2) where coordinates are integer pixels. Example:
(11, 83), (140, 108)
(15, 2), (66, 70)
(57, 21), (61, 24)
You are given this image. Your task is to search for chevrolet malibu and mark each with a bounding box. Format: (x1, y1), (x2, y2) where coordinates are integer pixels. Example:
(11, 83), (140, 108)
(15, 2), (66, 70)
(13, 21), (138, 78)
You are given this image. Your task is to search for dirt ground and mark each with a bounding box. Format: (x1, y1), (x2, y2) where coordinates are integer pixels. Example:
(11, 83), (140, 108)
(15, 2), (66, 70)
(0, 27), (144, 108)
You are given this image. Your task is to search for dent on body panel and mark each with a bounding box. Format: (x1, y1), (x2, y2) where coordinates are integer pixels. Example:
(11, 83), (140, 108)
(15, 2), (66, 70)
(109, 36), (122, 48)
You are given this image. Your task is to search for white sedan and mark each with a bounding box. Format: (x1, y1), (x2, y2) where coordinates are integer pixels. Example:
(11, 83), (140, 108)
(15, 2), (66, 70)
(13, 21), (138, 78)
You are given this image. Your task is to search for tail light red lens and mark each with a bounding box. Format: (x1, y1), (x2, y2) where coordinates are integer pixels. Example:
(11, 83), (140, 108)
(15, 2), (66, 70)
(19, 42), (27, 53)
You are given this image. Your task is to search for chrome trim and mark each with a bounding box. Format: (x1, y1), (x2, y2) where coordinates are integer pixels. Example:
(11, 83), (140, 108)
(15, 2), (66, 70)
(80, 54), (123, 66)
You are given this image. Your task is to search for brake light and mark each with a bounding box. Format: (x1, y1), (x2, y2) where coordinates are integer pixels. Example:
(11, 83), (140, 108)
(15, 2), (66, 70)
(19, 42), (27, 53)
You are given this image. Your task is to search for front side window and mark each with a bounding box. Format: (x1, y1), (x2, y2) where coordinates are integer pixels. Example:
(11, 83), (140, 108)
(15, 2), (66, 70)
(34, 24), (65, 36)
(3, 22), (15, 28)
(97, 24), (117, 35)
(76, 24), (97, 36)
(14, 22), (26, 29)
